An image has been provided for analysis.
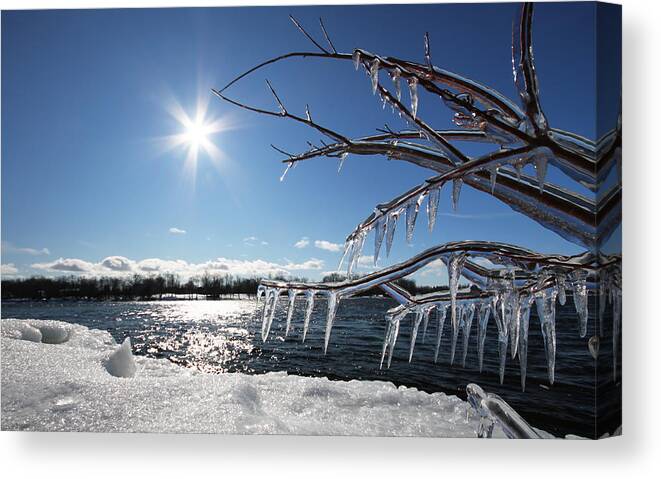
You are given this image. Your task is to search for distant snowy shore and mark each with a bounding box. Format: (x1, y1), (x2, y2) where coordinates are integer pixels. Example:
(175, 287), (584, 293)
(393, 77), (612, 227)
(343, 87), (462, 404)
(1, 318), (498, 436)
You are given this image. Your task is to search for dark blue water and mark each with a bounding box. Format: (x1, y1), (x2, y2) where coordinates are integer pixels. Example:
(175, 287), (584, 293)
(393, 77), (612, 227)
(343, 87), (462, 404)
(1, 296), (621, 438)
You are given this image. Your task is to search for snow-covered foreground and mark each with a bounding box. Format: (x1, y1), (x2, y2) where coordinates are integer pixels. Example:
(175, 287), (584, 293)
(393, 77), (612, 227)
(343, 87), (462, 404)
(1, 318), (504, 436)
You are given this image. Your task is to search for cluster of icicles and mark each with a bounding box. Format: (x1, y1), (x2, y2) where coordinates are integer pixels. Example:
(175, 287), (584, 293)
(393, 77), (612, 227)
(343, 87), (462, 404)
(256, 260), (621, 392)
(351, 48), (551, 172)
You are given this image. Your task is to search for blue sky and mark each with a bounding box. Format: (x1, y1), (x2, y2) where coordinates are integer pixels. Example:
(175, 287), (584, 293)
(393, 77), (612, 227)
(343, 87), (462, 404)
(1, 2), (611, 284)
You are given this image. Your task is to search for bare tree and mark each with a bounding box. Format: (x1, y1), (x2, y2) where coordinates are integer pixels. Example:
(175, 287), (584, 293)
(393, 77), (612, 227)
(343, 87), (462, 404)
(214, 3), (621, 391)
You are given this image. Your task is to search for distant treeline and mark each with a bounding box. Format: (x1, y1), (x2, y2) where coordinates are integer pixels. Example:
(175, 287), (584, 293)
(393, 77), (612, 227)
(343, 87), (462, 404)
(1, 273), (450, 301)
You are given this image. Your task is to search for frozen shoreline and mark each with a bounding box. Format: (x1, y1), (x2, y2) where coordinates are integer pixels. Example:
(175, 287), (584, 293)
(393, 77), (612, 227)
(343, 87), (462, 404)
(1, 318), (500, 436)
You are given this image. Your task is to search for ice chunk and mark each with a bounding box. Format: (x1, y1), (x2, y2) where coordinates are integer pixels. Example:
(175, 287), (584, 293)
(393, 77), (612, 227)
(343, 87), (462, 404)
(105, 338), (137, 379)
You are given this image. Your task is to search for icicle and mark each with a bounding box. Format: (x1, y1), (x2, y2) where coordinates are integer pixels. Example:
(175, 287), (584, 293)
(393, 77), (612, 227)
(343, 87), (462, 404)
(477, 303), (491, 372)
(450, 304), (464, 366)
(385, 211), (399, 257)
(535, 287), (558, 385)
(337, 152), (348, 173)
(451, 178), (463, 211)
(408, 77), (419, 119)
(421, 305), (433, 343)
(489, 165), (498, 193)
(370, 59), (380, 94)
(409, 309), (424, 362)
(380, 320), (392, 369)
(599, 270), (610, 337)
(588, 335), (600, 359)
(434, 304), (448, 363)
(518, 296), (532, 392)
(505, 292), (520, 359)
(612, 287), (621, 381)
(447, 253), (466, 365)
(390, 68), (402, 101)
(405, 198), (421, 244)
(373, 215), (386, 265)
(461, 303), (476, 367)
(571, 270), (589, 338)
(347, 229), (366, 276)
(302, 290), (316, 342)
(491, 295), (509, 384)
(280, 163), (292, 182)
(534, 150), (549, 194)
(323, 292), (339, 354)
(338, 238), (354, 272)
(514, 161), (523, 181)
(285, 289), (299, 337)
(426, 186), (441, 233)
(556, 273), (567, 305)
(262, 288), (280, 342)
(256, 285), (266, 305)
(352, 50), (361, 70)
(387, 318), (400, 368)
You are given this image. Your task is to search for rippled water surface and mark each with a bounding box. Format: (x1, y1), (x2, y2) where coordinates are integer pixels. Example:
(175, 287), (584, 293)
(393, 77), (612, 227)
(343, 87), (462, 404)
(2, 297), (621, 437)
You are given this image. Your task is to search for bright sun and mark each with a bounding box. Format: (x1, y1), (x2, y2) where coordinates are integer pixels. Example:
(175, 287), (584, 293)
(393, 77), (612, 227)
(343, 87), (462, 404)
(161, 95), (234, 181)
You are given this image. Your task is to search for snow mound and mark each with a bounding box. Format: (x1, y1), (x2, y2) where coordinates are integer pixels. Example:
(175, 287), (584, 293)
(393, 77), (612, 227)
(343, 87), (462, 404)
(105, 338), (137, 378)
(0, 318), (528, 437)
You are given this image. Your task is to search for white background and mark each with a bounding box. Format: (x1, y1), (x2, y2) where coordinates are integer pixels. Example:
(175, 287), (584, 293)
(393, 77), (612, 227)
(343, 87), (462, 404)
(1, 0), (659, 477)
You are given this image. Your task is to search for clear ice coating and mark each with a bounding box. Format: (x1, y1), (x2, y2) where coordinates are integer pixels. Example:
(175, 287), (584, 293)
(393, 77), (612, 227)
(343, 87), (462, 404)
(408, 76), (419, 118)
(302, 289), (316, 342)
(426, 186), (441, 233)
(285, 289), (299, 336)
(370, 58), (380, 94)
(535, 287), (558, 385)
(451, 178), (463, 211)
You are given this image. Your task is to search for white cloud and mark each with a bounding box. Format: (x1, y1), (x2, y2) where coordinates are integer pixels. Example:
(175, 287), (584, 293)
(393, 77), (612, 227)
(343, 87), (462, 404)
(1, 263), (18, 275)
(2, 241), (50, 256)
(30, 255), (325, 279)
(169, 227), (187, 235)
(243, 236), (269, 247)
(314, 240), (342, 252)
(294, 237), (310, 249)
(101, 256), (133, 272)
(32, 258), (95, 273)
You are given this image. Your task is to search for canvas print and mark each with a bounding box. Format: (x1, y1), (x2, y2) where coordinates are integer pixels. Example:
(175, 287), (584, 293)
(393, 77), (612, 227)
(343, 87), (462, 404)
(1, 2), (621, 439)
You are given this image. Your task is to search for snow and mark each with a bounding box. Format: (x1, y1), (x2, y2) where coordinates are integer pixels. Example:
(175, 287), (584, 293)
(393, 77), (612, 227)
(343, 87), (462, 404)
(1, 318), (501, 436)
